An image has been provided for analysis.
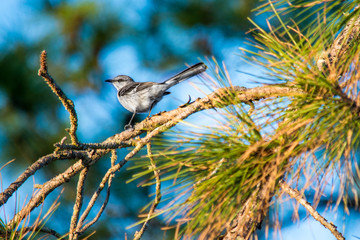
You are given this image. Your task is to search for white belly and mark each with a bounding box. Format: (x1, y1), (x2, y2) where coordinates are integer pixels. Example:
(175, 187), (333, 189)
(118, 90), (165, 113)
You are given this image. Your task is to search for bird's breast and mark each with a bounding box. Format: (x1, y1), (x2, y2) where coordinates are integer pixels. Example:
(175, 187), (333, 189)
(117, 93), (164, 113)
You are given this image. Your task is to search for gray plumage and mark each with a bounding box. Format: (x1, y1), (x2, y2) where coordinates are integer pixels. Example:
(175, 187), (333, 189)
(105, 62), (207, 129)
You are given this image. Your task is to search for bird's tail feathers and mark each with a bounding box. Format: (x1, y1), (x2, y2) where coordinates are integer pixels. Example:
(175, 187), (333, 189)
(163, 62), (207, 87)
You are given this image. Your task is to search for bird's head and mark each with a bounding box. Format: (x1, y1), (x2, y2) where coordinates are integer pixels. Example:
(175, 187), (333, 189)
(105, 75), (134, 90)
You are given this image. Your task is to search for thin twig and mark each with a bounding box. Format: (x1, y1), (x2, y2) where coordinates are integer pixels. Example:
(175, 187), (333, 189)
(280, 180), (345, 240)
(110, 149), (117, 167)
(71, 150), (116, 239)
(80, 170), (114, 233)
(38, 50), (79, 146)
(73, 151), (117, 236)
(134, 140), (162, 240)
(69, 167), (89, 240)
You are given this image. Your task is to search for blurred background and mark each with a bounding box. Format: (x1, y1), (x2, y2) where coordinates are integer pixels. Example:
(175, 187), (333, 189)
(0, 0), (359, 239)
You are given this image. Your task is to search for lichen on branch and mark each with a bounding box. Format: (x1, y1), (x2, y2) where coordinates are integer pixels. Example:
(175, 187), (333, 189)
(38, 50), (79, 146)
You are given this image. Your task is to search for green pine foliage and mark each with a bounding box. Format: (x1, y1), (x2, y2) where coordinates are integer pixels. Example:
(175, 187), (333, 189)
(129, 0), (360, 238)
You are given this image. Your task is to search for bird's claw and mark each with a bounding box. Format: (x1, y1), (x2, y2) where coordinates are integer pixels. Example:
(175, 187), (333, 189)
(153, 111), (166, 116)
(179, 95), (192, 108)
(124, 124), (133, 130)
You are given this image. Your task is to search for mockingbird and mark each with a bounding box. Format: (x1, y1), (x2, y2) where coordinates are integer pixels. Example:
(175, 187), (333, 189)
(105, 62), (207, 129)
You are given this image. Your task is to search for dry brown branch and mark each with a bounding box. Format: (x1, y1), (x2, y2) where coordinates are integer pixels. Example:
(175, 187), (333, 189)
(280, 180), (345, 240)
(81, 174), (113, 231)
(8, 157), (96, 226)
(69, 167), (89, 240)
(73, 151), (118, 237)
(77, 168), (115, 236)
(74, 151), (118, 239)
(219, 183), (267, 240)
(0, 150), (88, 206)
(134, 140), (162, 240)
(38, 50), (79, 145)
(55, 140), (133, 150)
(316, 10), (360, 113)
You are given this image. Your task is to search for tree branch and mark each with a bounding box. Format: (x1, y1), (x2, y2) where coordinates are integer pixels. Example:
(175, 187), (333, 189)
(0, 150), (88, 207)
(134, 140), (161, 240)
(69, 167), (89, 240)
(79, 167), (114, 234)
(280, 180), (345, 240)
(8, 157), (96, 226)
(104, 85), (303, 144)
(38, 50), (79, 145)
(73, 151), (118, 237)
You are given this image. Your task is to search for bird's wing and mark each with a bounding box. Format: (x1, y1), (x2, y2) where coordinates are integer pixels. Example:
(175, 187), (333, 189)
(118, 82), (139, 96)
(118, 82), (156, 96)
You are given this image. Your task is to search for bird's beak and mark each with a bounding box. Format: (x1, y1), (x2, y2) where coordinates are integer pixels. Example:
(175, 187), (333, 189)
(105, 79), (112, 83)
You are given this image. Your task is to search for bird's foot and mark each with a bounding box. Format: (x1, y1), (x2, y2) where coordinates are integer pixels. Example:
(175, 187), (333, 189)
(124, 124), (133, 130)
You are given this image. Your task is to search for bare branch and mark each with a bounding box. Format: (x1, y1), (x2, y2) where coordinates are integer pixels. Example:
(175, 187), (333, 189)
(280, 180), (345, 240)
(0, 150), (88, 207)
(38, 50), (79, 145)
(134, 140), (162, 240)
(70, 151), (116, 239)
(69, 167), (89, 240)
(104, 85), (303, 145)
(8, 157), (95, 226)
(80, 170), (114, 233)
(75, 153), (118, 234)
